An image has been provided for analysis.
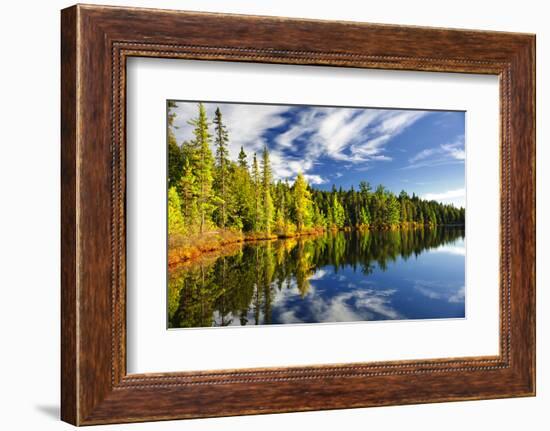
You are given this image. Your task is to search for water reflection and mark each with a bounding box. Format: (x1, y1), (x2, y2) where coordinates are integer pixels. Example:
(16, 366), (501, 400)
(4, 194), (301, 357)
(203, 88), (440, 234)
(168, 227), (465, 328)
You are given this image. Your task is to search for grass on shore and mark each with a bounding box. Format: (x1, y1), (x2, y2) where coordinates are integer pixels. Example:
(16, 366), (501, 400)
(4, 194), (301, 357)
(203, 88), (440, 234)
(168, 229), (245, 267)
(168, 222), (453, 267)
(168, 227), (327, 267)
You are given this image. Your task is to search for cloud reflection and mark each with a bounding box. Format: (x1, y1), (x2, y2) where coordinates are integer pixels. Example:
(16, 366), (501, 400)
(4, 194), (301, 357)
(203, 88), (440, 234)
(414, 280), (465, 304)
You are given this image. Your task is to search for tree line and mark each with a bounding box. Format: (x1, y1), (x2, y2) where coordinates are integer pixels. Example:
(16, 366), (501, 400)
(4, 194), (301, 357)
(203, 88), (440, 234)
(168, 102), (465, 239)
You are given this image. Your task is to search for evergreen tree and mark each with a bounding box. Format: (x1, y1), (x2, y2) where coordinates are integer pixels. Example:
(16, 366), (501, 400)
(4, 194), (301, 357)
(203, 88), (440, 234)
(213, 107), (229, 228)
(331, 195), (345, 229)
(252, 153), (263, 232)
(179, 158), (199, 230)
(293, 173), (313, 232)
(233, 159), (253, 231)
(168, 137), (184, 188)
(238, 146), (248, 169)
(359, 205), (370, 226)
(261, 145), (274, 235)
(168, 186), (185, 235)
(385, 194), (401, 226)
(167, 101), (184, 187)
(188, 103), (215, 233)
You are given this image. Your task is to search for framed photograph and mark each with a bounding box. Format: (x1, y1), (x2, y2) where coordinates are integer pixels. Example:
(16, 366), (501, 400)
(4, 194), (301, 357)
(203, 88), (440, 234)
(61, 4), (535, 425)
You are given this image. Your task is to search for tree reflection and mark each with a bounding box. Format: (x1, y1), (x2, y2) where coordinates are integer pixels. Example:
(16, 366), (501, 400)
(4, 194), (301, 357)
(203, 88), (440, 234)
(168, 226), (465, 328)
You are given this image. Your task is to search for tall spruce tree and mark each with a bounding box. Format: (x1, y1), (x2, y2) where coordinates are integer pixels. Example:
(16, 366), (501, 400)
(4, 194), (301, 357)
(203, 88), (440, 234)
(252, 153), (262, 232)
(213, 107), (229, 229)
(189, 103), (214, 233)
(261, 146), (274, 235)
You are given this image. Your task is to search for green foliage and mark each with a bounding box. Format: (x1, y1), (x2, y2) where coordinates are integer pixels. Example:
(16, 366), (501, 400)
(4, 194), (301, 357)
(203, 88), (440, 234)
(168, 186), (185, 235)
(261, 146), (275, 235)
(168, 135), (184, 188)
(252, 153), (263, 232)
(293, 173), (314, 231)
(331, 195), (346, 228)
(167, 102), (184, 188)
(213, 107), (230, 228)
(359, 205), (371, 226)
(385, 194), (401, 226)
(238, 146), (248, 169)
(188, 103), (215, 233)
(178, 158), (199, 231)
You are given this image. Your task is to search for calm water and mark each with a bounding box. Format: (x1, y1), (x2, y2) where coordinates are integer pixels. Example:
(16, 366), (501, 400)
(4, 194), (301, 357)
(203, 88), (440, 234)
(168, 227), (465, 328)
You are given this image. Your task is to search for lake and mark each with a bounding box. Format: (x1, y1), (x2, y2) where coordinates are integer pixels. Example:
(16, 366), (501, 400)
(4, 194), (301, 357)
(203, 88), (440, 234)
(168, 226), (465, 328)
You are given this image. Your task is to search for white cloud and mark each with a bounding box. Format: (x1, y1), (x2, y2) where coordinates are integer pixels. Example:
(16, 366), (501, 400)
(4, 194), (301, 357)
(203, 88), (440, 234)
(172, 101), (288, 160)
(431, 245), (466, 256)
(441, 142), (465, 160)
(410, 148), (437, 163)
(414, 281), (465, 305)
(407, 135), (465, 169)
(303, 287), (401, 323)
(305, 108), (427, 163)
(309, 269), (327, 280)
(303, 174), (327, 185)
(422, 188), (465, 204)
(448, 286), (466, 303)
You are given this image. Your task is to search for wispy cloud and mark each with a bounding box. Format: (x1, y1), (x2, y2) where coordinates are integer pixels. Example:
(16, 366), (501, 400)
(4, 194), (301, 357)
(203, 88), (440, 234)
(171, 102), (429, 183)
(298, 108), (427, 163)
(414, 281), (465, 305)
(306, 287), (402, 323)
(273, 107), (427, 181)
(406, 135), (465, 169)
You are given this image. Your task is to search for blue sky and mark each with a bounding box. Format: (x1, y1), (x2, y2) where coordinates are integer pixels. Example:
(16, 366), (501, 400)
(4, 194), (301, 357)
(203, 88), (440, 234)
(171, 101), (465, 208)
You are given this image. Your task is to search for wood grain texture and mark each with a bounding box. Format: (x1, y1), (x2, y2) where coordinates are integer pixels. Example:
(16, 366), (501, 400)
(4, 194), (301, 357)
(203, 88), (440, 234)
(60, 5), (78, 425)
(60, 4), (536, 425)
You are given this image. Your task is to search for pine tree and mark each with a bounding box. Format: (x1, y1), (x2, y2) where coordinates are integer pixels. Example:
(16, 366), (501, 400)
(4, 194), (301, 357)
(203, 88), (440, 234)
(188, 103), (215, 233)
(213, 107), (229, 229)
(312, 204), (326, 228)
(385, 194), (401, 226)
(233, 154), (254, 231)
(261, 145), (274, 235)
(359, 205), (370, 226)
(252, 153), (262, 232)
(167, 101), (184, 187)
(331, 195), (345, 229)
(179, 158), (199, 230)
(238, 146), (248, 169)
(168, 186), (185, 235)
(293, 173), (313, 232)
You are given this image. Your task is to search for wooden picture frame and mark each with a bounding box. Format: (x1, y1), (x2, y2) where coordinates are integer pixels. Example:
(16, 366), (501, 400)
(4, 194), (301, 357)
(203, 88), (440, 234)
(61, 4), (535, 425)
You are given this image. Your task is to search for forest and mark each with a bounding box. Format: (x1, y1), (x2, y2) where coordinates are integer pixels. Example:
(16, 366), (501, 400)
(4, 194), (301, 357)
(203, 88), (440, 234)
(167, 102), (465, 264)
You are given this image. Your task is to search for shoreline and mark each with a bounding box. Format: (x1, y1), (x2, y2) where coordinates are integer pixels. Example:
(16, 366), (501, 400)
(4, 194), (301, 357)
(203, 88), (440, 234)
(168, 224), (464, 268)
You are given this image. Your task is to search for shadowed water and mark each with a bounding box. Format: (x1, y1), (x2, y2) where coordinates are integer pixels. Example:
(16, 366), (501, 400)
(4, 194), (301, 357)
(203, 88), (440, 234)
(168, 226), (465, 328)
